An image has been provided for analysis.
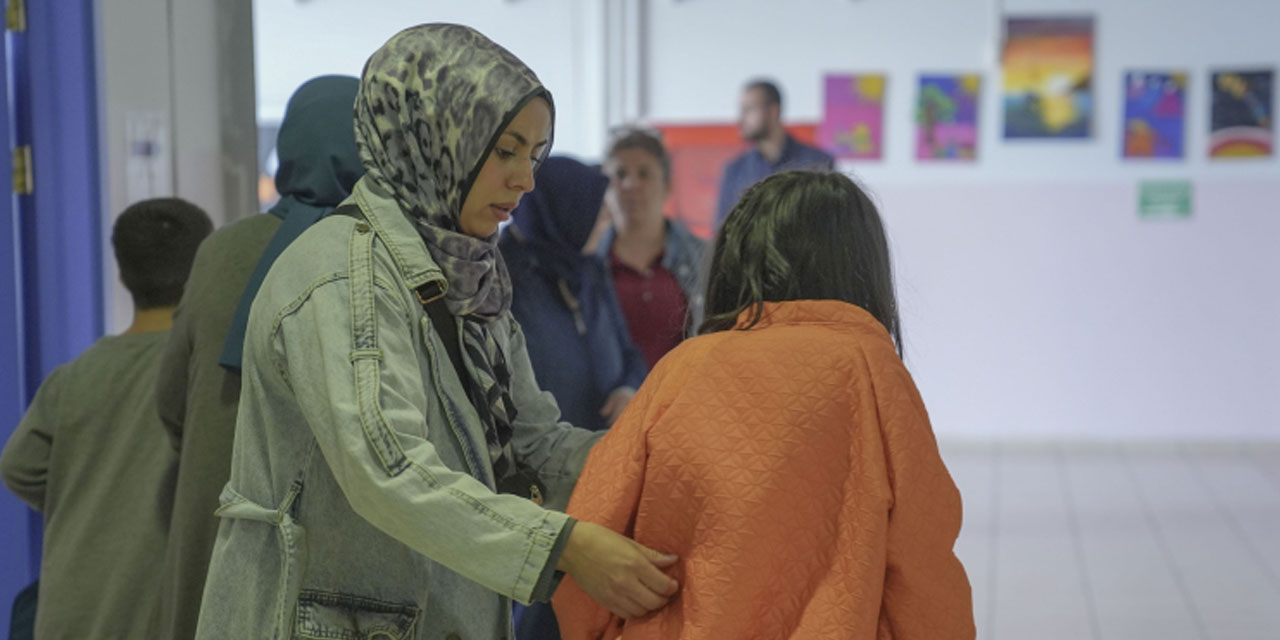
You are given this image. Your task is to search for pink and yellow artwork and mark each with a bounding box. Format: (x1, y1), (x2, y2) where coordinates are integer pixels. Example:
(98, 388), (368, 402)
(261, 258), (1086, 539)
(818, 74), (886, 160)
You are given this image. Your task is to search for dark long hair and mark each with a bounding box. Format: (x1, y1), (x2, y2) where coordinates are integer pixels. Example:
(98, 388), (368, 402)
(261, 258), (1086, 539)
(699, 170), (902, 353)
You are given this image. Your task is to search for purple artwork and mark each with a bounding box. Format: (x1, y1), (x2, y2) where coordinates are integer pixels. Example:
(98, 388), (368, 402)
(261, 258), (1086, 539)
(817, 74), (885, 160)
(916, 74), (981, 161)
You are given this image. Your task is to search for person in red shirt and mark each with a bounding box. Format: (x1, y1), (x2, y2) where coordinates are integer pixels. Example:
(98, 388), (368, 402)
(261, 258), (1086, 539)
(597, 129), (706, 368)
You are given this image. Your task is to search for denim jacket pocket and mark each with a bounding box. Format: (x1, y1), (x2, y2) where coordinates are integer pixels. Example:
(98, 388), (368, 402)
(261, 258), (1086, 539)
(294, 590), (420, 640)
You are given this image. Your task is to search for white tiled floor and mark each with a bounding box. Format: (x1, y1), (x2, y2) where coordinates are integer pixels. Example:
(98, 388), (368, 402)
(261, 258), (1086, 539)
(939, 442), (1280, 640)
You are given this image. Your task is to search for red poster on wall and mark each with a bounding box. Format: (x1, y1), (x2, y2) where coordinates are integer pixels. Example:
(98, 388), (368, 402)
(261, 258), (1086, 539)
(653, 123), (820, 239)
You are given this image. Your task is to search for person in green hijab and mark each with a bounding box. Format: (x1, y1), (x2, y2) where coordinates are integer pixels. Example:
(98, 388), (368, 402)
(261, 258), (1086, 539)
(153, 75), (364, 640)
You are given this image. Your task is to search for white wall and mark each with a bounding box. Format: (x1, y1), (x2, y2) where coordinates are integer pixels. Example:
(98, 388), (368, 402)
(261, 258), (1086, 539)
(98, 0), (173, 333)
(881, 180), (1280, 441)
(253, 0), (609, 160)
(646, 0), (1280, 440)
(97, 0), (257, 333)
(647, 0), (1279, 184)
(252, 0), (1280, 441)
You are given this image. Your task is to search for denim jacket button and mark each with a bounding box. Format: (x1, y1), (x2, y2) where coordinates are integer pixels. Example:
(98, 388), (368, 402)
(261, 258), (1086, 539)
(355, 222), (370, 234)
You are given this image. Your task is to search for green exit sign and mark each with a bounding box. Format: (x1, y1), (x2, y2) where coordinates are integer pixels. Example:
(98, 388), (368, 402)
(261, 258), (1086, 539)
(1138, 180), (1193, 220)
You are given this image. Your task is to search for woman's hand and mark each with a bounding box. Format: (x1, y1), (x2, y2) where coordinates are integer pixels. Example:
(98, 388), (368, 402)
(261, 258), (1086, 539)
(558, 521), (679, 619)
(599, 387), (636, 426)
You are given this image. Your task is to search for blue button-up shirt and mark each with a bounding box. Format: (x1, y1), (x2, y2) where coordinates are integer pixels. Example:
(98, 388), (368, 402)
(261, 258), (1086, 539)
(714, 135), (835, 227)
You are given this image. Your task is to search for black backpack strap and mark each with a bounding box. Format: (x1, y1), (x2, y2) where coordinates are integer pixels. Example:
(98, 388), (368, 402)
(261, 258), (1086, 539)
(417, 281), (469, 388)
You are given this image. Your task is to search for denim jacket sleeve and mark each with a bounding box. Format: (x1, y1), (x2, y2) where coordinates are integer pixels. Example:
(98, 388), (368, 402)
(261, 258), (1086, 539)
(268, 256), (574, 605)
(500, 316), (605, 512)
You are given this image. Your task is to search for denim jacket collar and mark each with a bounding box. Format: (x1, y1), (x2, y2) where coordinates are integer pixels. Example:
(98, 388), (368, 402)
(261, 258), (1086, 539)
(350, 177), (447, 291)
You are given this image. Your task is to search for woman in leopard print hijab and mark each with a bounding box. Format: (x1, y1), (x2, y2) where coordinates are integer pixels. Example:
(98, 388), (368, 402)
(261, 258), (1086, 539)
(350, 20), (681, 624)
(354, 23), (557, 488)
(355, 23), (554, 319)
(196, 23), (679, 640)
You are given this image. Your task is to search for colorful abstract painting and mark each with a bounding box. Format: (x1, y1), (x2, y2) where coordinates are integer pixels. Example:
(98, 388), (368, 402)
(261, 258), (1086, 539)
(1002, 16), (1094, 139)
(916, 74), (981, 160)
(1210, 69), (1273, 158)
(817, 74), (885, 160)
(1122, 71), (1187, 159)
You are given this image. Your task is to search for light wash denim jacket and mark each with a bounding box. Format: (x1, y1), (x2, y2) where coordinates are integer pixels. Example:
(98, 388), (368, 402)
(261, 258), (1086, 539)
(195, 180), (603, 640)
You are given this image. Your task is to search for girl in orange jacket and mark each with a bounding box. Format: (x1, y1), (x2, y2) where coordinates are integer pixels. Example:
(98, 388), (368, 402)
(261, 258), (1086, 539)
(553, 170), (975, 639)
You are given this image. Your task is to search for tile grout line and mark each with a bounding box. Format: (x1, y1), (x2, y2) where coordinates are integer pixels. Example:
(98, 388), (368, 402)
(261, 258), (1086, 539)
(1244, 450), (1280, 495)
(1180, 448), (1280, 596)
(985, 444), (1002, 640)
(1121, 449), (1212, 640)
(1055, 447), (1103, 640)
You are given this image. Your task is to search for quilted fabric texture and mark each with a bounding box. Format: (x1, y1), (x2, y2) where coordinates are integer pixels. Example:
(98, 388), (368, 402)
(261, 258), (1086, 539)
(553, 300), (975, 639)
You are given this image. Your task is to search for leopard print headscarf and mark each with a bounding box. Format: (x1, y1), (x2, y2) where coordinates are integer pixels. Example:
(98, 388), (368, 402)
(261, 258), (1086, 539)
(355, 23), (554, 320)
(354, 24), (554, 486)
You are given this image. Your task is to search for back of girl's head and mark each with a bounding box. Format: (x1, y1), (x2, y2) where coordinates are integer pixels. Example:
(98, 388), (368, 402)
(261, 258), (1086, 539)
(699, 170), (902, 352)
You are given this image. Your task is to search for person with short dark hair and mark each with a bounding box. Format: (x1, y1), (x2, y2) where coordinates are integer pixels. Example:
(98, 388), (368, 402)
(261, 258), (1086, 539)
(713, 79), (834, 227)
(599, 128), (705, 368)
(555, 171), (975, 640)
(1, 197), (213, 639)
(114, 199), (215, 309)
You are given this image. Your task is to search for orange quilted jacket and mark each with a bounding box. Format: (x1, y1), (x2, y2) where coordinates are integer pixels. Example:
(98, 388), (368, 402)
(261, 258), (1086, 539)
(553, 300), (974, 639)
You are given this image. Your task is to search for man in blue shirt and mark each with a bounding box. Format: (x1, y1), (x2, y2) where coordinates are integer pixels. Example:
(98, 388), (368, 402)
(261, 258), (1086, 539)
(714, 79), (835, 228)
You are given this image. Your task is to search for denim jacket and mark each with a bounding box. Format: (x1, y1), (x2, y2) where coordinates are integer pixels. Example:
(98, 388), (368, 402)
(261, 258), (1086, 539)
(195, 179), (602, 640)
